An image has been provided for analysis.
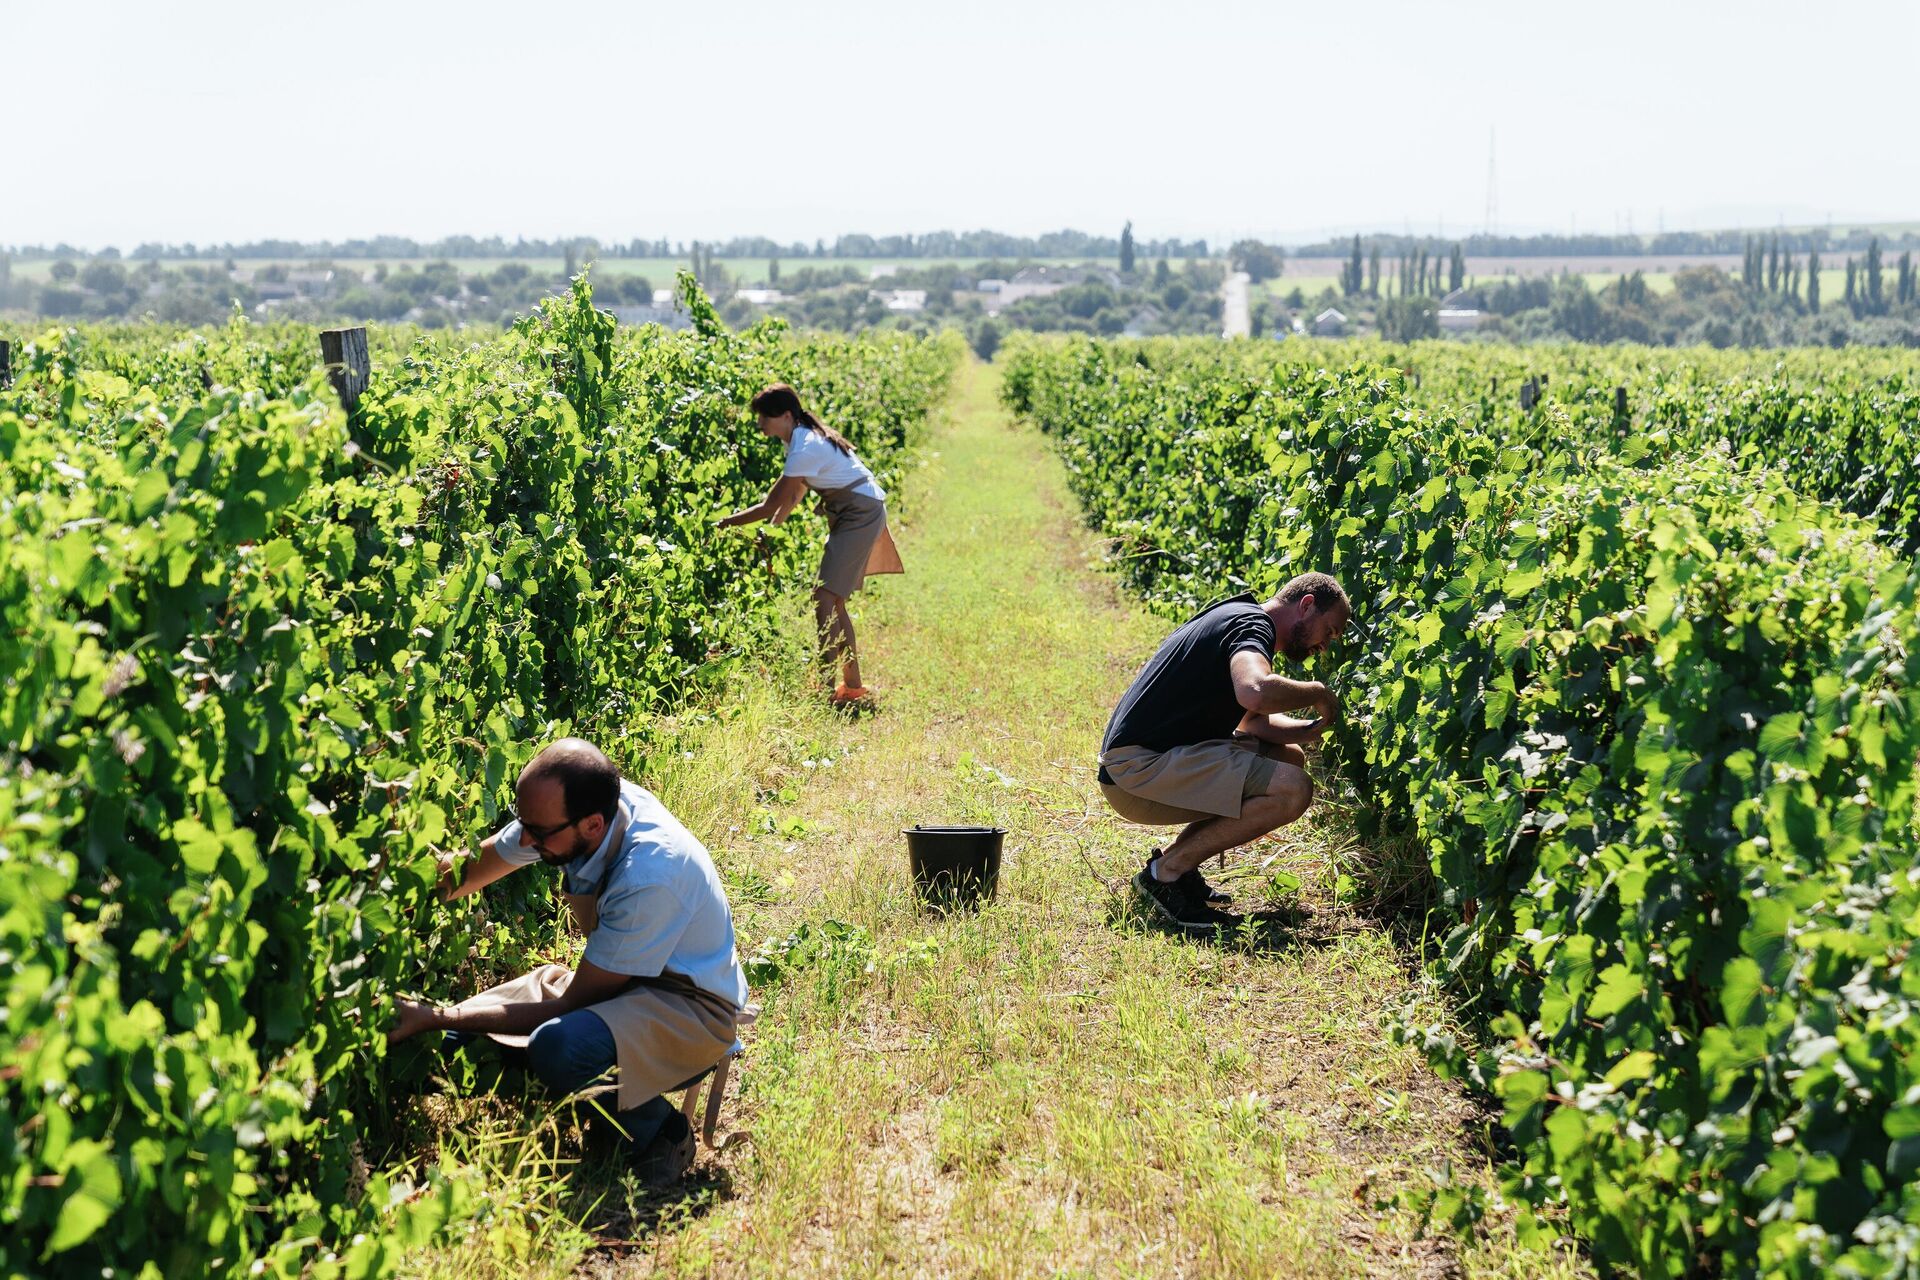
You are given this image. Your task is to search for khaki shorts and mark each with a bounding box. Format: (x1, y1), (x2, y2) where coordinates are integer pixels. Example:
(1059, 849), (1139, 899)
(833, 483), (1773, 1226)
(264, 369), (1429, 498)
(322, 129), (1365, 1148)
(1099, 736), (1283, 825)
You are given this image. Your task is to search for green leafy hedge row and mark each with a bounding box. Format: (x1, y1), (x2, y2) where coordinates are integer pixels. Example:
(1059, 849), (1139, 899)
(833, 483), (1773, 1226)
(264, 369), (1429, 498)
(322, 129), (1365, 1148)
(1114, 336), (1920, 554)
(1003, 334), (1920, 1278)
(0, 278), (959, 1279)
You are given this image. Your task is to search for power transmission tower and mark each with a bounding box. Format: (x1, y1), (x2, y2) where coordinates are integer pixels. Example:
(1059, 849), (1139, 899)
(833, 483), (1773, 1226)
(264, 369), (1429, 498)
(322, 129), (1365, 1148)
(1484, 127), (1498, 237)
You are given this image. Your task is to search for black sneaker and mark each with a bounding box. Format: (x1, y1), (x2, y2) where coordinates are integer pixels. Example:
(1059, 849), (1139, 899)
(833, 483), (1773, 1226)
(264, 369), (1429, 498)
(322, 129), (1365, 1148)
(634, 1113), (695, 1187)
(1133, 859), (1235, 933)
(1149, 848), (1230, 904)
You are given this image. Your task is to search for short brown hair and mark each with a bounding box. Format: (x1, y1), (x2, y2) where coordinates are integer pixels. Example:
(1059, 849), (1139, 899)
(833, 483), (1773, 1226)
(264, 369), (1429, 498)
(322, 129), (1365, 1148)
(1276, 572), (1349, 615)
(519, 738), (621, 823)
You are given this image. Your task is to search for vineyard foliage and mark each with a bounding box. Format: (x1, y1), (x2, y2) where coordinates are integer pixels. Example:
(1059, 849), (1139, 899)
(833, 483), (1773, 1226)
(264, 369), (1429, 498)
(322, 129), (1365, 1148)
(1003, 333), (1920, 1277)
(0, 277), (959, 1279)
(1110, 338), (1920, 555)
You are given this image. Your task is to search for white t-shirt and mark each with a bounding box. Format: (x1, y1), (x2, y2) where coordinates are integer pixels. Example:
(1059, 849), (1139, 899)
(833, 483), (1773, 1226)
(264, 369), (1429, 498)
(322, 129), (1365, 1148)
(782, 424), (885, 501)
(493, 779), (749, 1008)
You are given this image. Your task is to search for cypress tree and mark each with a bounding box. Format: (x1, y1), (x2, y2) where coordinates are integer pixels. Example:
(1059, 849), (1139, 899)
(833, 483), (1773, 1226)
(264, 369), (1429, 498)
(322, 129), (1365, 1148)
(1808, 250), (1821, 313)
(1845, 258), (1857, 312)
(1867, 238), (1885, 313)
(1368, 245), (1381, 297)
(1119, 221), (1136, 275)
(1348, 234), (1364, 296)
(1449, 243), (1465, 292)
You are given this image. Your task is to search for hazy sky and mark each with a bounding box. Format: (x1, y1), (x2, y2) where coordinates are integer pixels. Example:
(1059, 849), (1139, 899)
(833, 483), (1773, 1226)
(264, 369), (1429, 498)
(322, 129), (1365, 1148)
(7, 0), (1916, 250)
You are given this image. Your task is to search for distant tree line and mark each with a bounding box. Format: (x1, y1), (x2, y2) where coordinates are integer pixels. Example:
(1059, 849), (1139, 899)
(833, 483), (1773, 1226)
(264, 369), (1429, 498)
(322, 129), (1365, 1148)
(1330, 235), (1465, 299)
(2, 228), (1213, 263)
(729, 257), (1229, 355)
(1271, 230), (1920, 348)
(0, 255), (652, 327)
(1293, 227), (1920, 259)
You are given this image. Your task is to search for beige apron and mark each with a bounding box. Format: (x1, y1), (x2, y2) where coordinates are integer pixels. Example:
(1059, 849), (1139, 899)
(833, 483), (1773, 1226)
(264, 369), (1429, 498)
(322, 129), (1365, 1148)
(815, 484), (904, 599)
(450, 854), (740, 1111)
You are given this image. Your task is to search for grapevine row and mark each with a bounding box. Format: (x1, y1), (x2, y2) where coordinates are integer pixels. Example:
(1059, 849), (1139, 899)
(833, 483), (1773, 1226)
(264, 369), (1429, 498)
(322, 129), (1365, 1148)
(1003, 333), (1920, 1278)
(0, 278), (960, 1278)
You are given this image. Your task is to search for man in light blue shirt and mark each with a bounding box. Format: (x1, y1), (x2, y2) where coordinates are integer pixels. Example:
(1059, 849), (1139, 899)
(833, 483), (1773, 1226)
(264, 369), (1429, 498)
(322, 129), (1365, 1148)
(387, 738), (747, 1184)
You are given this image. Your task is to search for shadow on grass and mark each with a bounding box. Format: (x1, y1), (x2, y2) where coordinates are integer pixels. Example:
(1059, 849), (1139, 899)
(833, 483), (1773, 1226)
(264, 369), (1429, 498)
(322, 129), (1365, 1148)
(1104, 892), (1334, 956)
(573, 1159), (738, 1253)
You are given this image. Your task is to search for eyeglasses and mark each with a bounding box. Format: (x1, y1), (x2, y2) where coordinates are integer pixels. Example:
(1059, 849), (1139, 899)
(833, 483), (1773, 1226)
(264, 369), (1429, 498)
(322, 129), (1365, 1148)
(506, 805), (582, 844)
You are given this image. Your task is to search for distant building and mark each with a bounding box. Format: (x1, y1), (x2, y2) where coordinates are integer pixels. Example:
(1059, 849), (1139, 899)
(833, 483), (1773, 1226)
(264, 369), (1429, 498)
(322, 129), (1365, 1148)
(1009, 264), (1118, 288)
(1121, 306), (1161, 338)
(1312, 308), (1348, 336)
(976, 264), (1121, 313)
(868, 288), (927, 312)
(246, 266), (333, 301)
(735, 288), (784, 305)
(867, 264), (900, 281)
(1436, 289), (1485, 330)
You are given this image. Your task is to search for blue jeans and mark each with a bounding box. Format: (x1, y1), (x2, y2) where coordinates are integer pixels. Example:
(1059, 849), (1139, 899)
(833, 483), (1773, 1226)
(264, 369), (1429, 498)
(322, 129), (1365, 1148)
(444, 1008), (673, 1149)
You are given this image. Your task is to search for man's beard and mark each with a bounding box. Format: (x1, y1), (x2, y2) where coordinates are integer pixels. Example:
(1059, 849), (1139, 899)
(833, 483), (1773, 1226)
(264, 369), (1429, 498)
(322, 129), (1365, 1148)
(1281, 617), (1315, 663)
(538, 840), (587, 867)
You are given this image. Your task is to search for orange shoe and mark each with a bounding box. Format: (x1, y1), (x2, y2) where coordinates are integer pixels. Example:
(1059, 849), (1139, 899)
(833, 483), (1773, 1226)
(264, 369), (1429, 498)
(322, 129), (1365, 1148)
(831, 684), (875, 709)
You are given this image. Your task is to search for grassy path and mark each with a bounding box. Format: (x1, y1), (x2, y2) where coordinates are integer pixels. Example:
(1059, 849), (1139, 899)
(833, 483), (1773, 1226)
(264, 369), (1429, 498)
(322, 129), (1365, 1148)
(481, 361), (1580, 1278)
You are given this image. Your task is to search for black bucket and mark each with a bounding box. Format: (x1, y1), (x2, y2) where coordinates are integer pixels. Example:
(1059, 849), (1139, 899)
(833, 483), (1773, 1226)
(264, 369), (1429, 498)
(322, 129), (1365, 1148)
(905, 825), (1005, 910)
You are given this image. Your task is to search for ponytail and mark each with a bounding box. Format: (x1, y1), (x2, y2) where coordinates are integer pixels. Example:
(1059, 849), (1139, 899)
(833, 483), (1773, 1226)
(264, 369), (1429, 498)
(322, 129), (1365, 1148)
(752, 382), (854, 456)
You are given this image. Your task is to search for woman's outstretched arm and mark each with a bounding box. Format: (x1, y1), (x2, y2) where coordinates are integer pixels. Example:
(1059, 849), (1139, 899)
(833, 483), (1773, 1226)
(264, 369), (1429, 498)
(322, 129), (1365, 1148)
(718, 475), (809, 528)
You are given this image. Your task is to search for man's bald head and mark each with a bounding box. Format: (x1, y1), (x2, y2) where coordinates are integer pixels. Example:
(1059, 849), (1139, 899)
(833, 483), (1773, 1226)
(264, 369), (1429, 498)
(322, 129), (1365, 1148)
(517, 738), (621, 833)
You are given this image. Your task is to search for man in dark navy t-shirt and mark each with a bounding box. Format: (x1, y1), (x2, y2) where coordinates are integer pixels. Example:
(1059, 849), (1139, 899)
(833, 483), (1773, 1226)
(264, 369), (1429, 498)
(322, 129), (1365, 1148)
(1099, 572), (1351, 931)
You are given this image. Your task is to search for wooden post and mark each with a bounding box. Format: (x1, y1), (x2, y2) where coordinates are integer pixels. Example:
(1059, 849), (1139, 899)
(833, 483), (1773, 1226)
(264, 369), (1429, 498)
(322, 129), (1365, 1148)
(319, 327), (370, 412)
(1614, 386), (1628, 421)
(1519, 378), (1537, 411)
(0, 339), (12, 391)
